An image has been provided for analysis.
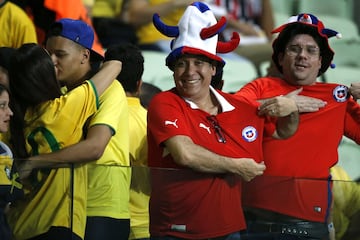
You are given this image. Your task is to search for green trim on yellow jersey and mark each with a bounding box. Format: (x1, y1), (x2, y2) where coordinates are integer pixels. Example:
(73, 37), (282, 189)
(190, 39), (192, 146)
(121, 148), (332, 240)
(28, 127), (60, 155)
(88, 80), (100, 109)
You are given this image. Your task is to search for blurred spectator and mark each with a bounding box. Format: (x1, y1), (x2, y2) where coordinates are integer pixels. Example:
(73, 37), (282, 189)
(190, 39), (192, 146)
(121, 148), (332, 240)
(105, 42), (150, 240)
(331, 165), (360, 240)
(0, 0), (37, 47)
(88, 0), (138, 48)
(127, 0), (194, 52)
(207, 0), (274, 76)
(0, 47), (15, 88)
(0, 84), (22, 240)
(139, 82), (162, 109)
(9, 0), (103, 55)
(0, 47), (15, 145)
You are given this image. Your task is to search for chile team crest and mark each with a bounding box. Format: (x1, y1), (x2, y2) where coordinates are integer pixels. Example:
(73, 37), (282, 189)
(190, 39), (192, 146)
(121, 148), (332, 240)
(333, 85), (349, 102)
(242, 126), (257, 142)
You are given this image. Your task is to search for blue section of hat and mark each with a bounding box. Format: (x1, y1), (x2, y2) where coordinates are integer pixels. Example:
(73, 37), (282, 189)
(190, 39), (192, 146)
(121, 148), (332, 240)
(57, 18), (94, 50)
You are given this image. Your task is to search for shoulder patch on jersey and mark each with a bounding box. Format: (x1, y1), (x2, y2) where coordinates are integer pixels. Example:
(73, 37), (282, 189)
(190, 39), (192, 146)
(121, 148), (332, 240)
(242, 126), (258, 142)
(333, 85), (349, 102)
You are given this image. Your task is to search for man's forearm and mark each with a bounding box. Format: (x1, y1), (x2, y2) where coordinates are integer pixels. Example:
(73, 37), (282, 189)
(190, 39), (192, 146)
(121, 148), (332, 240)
(28, 140), (101, 163)
(274, 111), (299, 139)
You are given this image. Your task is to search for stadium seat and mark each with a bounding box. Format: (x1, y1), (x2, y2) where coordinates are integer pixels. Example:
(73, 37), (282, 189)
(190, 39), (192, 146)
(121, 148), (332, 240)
(323, 66), (360, 86)
(338, 136), (360, 180)
(323, 15), (360, 68)
(297, 0), (354, 20)
(221, 58), (258, 93)
(270, 0), (297, 15)
(330, 40), (360, 68)
(322, 15), (360, 41)
(142, 51), (174, 91)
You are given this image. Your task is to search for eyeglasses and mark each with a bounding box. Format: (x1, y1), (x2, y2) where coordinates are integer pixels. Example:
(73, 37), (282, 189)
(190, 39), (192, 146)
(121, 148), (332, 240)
(206, 115), (226, 143)
(285, 45), (320, 58)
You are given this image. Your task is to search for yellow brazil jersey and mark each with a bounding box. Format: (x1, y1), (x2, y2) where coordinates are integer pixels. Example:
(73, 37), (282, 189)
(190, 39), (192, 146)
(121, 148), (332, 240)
(331, 166), (360, 240)
(127, 97), (150, 239)
(0, 1), (37, 48)
(137, 0), (186, 45)
(86, 81), (131, 219)
(7, 81), (98, 240)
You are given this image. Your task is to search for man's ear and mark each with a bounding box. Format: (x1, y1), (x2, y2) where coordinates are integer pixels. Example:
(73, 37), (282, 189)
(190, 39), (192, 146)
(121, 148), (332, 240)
(81, 49), (91, 63)
(212, 65), (217, 76)
(278, 52), (284, 67)
(136, 79), (143, 96)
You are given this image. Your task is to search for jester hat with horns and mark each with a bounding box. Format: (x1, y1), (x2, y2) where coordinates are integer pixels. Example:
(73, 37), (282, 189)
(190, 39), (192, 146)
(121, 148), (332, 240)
(271, 13), (341, 76)
(153, 1), (240, 71)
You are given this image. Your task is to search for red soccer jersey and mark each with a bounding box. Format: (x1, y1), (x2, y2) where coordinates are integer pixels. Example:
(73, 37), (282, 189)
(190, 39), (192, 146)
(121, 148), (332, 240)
(235, 77), (360, 222)
(147, 88), (265, 239)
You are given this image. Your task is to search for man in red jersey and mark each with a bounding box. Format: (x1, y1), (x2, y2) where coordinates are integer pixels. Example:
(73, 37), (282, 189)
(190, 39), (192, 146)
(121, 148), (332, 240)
(147, 2), (300, 240)
(235, 13), (360, 240)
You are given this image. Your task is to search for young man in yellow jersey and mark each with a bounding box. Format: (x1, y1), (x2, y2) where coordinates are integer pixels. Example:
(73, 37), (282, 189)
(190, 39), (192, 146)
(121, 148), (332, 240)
(105, 42), (150, 239)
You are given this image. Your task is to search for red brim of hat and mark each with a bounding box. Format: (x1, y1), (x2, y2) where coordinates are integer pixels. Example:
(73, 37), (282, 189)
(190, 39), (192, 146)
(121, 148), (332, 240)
(271, 21), (330, 39)
(182, 46), (224, 63)
(166, 46), (225, 69)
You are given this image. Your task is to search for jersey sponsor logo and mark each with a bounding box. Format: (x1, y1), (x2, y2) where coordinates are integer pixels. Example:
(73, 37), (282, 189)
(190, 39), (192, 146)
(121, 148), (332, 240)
(165, 119), (178, 128)
(313, 206), (322, 213)
(242, 126), (257, 142)
(199, 123), (211, 134)
(333, 85), (349, 102)
(171, 224), (186, 232)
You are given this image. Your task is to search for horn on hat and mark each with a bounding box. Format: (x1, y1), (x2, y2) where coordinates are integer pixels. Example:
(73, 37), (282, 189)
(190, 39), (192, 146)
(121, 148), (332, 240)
(153, 13), (179, 37)
(200, 16), (227, 39)
(217, 32), (240, 53)
(199, 16), (240, 53)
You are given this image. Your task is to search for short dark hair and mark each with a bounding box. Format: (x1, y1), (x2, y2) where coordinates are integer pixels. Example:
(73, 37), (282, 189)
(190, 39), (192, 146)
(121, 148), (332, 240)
(0, 47), (16, 70)
(211, 69), (223, 90)
(105, 43), (144, 93)
(140, 82), (162, 109)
